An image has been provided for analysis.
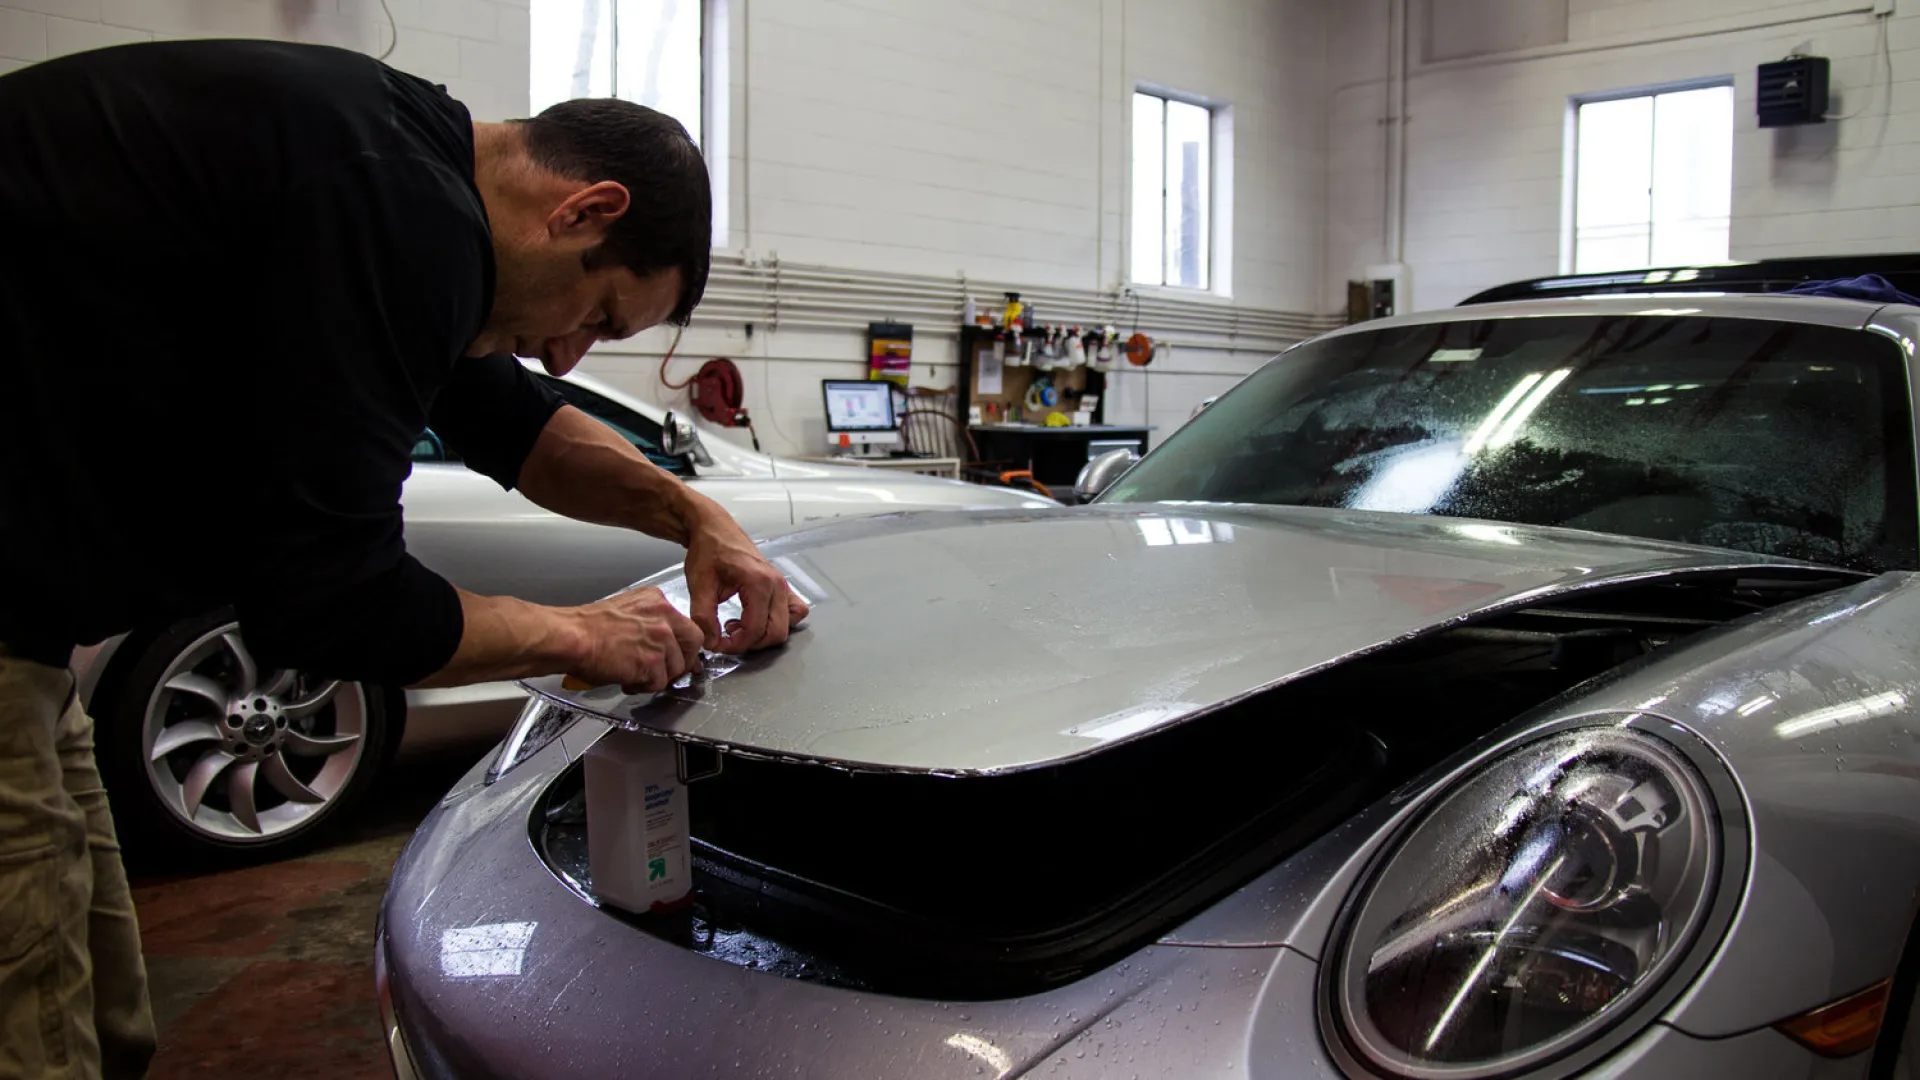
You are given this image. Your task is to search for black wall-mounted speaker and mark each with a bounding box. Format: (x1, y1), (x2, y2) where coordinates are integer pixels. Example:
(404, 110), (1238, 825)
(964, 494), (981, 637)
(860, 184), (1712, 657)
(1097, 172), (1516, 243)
(1758, 57), (1830, 127)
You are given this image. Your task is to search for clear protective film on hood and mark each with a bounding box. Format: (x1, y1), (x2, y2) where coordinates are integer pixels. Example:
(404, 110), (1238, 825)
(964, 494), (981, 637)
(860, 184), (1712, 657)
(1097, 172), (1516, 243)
(520, 505), (1834, 775)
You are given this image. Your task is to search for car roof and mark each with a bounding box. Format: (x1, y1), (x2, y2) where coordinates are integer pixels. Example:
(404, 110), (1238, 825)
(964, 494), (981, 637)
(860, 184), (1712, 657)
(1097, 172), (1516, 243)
(1459, 253), (1920, 305)
(1312, 292), (1894, 347)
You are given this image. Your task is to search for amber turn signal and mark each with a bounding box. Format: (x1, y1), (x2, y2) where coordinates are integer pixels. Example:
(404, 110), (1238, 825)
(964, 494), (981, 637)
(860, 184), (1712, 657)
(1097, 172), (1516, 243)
(1776, 980), (1891, 1058)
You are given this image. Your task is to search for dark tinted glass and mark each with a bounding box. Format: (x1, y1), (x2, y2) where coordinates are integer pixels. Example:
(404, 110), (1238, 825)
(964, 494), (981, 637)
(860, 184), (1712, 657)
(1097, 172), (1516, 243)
(1105, 315), (1917, 572)
(537, 376), (689, 474)
(410, 430), (454, 463)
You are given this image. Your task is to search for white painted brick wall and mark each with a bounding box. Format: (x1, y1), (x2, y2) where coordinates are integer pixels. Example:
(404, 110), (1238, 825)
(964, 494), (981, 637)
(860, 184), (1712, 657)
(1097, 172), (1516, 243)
(728, 0), (1326, 311)
(592, 0), (1334, 454)
(1330, 0), (1920, 311)
(0, 0), (525, 117)
(0, 7), (47, 62)
(0, 0), (1325, 457)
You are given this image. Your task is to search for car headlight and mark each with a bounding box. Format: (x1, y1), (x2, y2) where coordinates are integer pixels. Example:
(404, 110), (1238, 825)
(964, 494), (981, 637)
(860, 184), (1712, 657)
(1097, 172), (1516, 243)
(487, 697), (584, 783)
(1324, 721), (1744, 1079)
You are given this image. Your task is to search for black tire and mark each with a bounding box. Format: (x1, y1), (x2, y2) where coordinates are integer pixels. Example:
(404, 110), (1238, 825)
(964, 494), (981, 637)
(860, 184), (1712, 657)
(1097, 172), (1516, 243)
(92, 611), (401, 868)
(1872, 912), (1920, 1079)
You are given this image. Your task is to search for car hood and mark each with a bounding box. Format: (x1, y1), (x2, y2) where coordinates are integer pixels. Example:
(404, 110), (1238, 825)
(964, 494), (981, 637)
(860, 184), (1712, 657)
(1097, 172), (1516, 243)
(522, 504), (1818, 774)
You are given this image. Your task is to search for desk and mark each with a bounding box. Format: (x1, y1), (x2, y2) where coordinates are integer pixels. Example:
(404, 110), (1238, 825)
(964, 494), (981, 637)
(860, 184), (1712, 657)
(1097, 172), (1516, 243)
(969, 424), (1153, 489)
(798, 456), (963, 480)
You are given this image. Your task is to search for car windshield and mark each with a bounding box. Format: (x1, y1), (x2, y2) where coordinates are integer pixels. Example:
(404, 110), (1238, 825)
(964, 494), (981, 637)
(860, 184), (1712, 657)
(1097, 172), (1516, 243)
(1103, 314), (1919, 573)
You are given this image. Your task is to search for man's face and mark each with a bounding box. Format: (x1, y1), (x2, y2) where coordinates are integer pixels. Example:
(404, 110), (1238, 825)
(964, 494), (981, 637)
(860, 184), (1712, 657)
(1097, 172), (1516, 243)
(500, 261), (683, 376)
(473, 178), (685, 374)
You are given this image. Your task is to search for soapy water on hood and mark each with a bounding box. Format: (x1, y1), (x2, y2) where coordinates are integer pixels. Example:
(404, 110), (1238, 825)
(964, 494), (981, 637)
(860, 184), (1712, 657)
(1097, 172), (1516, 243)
(568, 650), (746, 714)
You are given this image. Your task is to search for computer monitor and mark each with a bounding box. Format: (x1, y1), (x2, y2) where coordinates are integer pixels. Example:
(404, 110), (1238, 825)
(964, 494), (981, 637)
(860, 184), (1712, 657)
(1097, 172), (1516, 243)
(822, 380), (899, 450)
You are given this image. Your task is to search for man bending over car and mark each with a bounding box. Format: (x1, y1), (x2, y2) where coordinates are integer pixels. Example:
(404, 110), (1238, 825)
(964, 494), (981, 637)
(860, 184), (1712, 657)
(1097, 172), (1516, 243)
(0, 40), (804, 1079)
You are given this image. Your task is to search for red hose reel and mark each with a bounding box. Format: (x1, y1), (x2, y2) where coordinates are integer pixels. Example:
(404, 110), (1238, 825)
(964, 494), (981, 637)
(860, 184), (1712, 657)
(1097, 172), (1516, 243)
(689, 358), (750, 428)
(660, 333), (759, 448)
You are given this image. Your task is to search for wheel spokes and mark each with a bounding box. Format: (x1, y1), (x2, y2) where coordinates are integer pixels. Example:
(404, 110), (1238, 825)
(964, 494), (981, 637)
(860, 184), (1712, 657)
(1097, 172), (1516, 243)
(284, 729), (360, 758)
(284, 680), (342, 720)
(147, 624), (367, 842)
(262, 754), (324, 805)
(227, 761), (261, 833)
(181, 749), (237, 817)
(221, 632), (259, 696)
(163, 673), (228, 712)
(258, 668), (297, 699)
(150, 720), (221, 762)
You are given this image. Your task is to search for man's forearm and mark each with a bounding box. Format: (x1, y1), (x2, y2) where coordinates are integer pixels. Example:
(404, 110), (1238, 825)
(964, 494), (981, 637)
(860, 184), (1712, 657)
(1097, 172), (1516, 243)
(412, 588), (583, 688)
(516, 404), (717, 543)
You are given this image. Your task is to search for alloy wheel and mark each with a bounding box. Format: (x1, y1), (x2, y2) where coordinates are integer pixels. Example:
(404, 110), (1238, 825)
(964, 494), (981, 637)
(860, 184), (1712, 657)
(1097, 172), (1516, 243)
(141, 623), (366, 842)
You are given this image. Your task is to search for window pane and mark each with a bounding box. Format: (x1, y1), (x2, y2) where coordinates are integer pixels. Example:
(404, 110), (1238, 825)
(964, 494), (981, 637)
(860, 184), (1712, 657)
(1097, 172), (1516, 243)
(1165, 99), (1210, 289)
(1132, 93), (1165, 286)
(615, 0), (704, 146)
(531, 0), (614, 114)
(1574, 96), (1653, 272)
(1650, 85), (1733, 266)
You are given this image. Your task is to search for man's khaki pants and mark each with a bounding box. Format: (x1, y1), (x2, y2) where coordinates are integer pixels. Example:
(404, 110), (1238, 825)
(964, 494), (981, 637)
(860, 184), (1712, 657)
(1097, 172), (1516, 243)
(0, 647), (155, 1079)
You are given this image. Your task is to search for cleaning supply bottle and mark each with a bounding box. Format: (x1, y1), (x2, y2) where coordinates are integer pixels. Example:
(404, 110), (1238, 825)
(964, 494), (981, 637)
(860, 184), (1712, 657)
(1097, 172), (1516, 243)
(585, 729), (694, 913)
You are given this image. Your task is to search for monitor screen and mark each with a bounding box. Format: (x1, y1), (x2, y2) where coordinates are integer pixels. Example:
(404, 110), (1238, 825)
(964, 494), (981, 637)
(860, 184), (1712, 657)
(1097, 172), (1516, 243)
(823, 380), (897, 432)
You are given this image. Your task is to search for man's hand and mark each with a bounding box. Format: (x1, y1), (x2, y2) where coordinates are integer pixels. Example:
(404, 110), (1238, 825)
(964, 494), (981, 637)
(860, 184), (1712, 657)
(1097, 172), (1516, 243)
(512, 405), (811, 658)
(565, 586), (707, 693)
(684, 503), (811, 654)
(417, 587), (706, 692)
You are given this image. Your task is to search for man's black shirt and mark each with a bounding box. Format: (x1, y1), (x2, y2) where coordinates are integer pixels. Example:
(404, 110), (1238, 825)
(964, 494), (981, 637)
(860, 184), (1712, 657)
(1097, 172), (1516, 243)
(0, 41), (563, 683)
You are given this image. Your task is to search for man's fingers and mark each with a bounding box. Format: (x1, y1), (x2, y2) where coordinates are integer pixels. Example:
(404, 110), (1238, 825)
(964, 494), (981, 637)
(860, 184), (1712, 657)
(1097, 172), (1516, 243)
(787, 589), (812, 628)
(672, 611), (705, 672)
(621, 653), (668, 695)
(765, 576), (792, 647)
(657, 626), (688, 688)
(722, 574), (774, 654)
(686, 570), (722, 651)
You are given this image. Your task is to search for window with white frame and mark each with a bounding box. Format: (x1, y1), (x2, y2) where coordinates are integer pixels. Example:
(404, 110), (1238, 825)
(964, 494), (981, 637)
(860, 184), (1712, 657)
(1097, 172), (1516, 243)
(1572, 84), (1734, 273)
(529, 0), (728, 244)
(1133, 90), (1218, 291)
(531, 0), (704, 139)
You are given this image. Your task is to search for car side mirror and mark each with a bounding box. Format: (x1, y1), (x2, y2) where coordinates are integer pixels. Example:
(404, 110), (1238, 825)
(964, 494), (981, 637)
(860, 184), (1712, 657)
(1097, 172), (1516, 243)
(661, 411), (699, 457)
(1073, 447), (1139, 504)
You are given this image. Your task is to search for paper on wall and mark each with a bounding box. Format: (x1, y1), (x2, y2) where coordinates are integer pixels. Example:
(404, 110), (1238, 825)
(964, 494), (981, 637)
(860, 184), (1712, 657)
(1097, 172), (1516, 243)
(976, 348), (1004, 396)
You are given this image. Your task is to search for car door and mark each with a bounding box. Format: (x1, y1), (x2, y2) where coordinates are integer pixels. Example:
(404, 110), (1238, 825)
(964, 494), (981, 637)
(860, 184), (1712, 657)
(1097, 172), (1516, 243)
(399, 379), (795, 606)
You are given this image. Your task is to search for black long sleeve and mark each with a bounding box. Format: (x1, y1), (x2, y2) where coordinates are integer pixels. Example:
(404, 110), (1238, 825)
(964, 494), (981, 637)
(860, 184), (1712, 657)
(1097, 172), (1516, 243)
(430, 356), (568, 490)
(229, 154), (495, 686)
(0, 41), (508, 684)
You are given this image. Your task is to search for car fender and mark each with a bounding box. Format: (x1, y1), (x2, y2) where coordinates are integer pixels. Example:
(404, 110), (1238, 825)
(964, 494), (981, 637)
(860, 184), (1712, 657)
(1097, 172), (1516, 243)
(1576, 572), (1920, 1037)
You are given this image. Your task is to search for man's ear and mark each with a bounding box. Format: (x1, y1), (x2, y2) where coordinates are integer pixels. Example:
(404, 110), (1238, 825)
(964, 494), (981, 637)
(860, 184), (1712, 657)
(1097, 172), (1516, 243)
(547, 180), (631, 243)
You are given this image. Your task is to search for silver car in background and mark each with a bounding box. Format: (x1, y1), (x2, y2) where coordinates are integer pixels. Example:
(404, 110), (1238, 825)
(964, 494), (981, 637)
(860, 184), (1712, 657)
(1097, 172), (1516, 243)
(384, 295), (1920, 1078)
(71, 364), (1053, 860)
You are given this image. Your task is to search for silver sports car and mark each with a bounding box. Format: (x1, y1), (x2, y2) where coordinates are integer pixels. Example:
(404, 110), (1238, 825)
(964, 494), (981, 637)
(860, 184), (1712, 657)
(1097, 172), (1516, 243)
(381, 295), (1920, 1078)
(69, 364), (1053, 859)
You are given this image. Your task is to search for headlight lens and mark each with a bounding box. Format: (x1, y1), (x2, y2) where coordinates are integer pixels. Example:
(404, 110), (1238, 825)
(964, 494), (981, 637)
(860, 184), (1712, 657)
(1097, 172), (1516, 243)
(487, 697), (584, 783)
(1330, 726), (1726, 1078)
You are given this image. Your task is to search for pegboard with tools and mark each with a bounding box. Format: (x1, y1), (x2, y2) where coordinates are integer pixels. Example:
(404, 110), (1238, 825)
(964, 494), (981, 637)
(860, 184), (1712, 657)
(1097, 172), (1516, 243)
(957, 322), (1117, 429)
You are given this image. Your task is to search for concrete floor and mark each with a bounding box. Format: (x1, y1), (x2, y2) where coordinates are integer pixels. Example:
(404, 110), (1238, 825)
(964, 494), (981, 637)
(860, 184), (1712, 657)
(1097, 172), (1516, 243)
(131, 750), (478, 1080)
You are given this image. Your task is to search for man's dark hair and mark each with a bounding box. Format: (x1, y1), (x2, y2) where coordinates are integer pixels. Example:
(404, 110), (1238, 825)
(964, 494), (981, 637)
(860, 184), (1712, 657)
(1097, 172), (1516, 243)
(516, 99), (711, 326)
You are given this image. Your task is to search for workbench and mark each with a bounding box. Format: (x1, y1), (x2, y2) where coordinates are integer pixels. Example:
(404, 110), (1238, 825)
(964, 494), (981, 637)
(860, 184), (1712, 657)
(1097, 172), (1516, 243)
(968, 424), (1154, 490)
